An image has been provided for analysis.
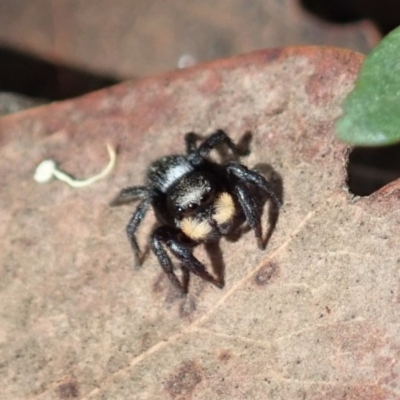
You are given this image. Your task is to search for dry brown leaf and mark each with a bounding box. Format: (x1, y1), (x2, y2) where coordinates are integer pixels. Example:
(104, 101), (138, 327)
(0, 0), (379, 78)
(1, 47), (399, 399)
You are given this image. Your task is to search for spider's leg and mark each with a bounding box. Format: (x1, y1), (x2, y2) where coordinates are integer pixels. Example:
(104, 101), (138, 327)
(204, 240), (225, 288)
(184, 132), (199, 154)
(227, 162), (282, 207)
(110, 186), (151, 267)
(109, 186), (148, 206)
(151, 226), (223, 294)
(126, 197), (152, 267)
(151, 227), (189, 293)
(227, 162), (281, 249)
(188, 129), (242, 164)
(233, 181), (264, 249)
(169, 236), (224, 289)
(199, 129), (242, 157)
(181, 264), (191, 293)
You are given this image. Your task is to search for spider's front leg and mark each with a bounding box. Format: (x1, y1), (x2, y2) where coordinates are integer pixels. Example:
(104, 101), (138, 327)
(185, 132), (199, 154)
(227, 162), (281, 249)
(187, 129), (245, 164)
(151, 226), (223, 294)
(227, 162), (281, 207)
(110, 186), (151, 267)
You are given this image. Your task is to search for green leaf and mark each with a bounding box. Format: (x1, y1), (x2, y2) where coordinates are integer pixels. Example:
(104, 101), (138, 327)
(336, 26), (400, 146)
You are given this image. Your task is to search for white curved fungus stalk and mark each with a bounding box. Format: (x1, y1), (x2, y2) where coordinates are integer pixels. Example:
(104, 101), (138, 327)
(34, 144), (117, 188)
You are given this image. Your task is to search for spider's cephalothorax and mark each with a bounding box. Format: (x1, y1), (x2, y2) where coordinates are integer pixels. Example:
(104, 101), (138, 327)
(111, 130), (281, 294)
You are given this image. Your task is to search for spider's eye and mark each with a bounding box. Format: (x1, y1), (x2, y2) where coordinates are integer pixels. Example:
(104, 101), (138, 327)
(200, 193), (210, 203)
(187, 202), (198, 211)
(177, 206), (183, 213)
(200, 186), (213, 204)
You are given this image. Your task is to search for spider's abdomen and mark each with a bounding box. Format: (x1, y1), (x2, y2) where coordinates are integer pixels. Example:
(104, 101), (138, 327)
(147, 155), (193, 193)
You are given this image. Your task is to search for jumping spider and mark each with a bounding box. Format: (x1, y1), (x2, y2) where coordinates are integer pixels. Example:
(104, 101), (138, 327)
(111, 130), (281, 294)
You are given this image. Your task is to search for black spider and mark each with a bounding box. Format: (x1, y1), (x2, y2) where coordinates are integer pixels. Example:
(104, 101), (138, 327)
(111, 130), (281, 294)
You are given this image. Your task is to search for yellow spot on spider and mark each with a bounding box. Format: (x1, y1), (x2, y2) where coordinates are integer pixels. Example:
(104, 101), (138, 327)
(181, 218), (212, 241)
(214, 192), (235, 224)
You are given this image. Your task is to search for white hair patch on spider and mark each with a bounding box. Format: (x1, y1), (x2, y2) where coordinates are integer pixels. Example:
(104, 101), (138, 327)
(148, 156), (194, 193)
(213, 192), (235, 224)
(160, 161), (193, 191)
(181, 217), (212, 241)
